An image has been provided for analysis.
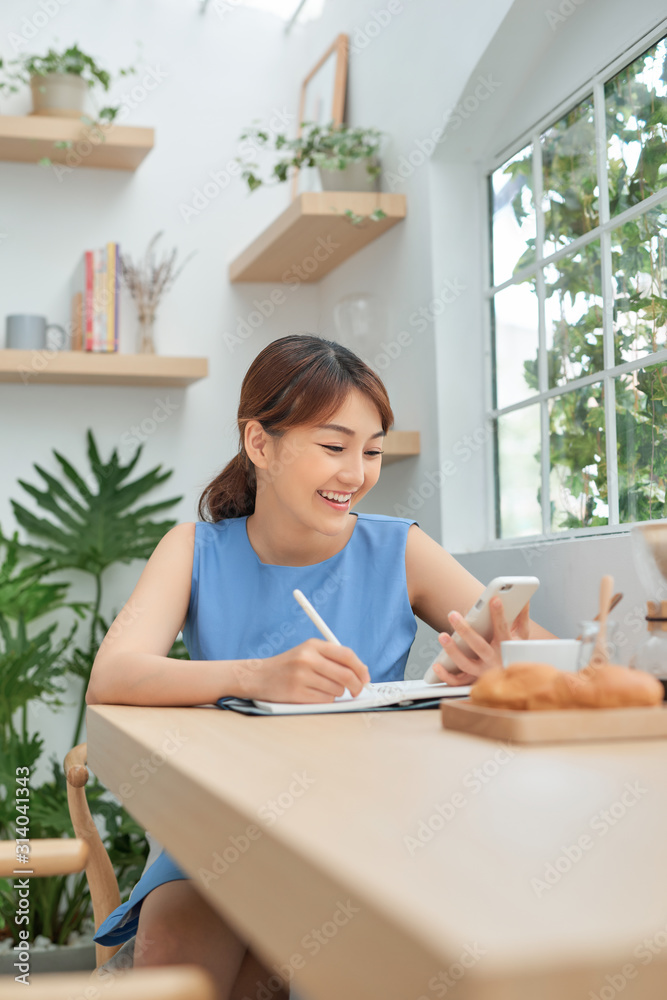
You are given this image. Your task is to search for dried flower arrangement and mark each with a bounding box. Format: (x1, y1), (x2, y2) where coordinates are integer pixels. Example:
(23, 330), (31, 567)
(120, 232), (195, 353)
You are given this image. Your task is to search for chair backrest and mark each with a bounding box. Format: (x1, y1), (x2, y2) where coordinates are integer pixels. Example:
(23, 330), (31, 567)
(0, 965), (216, 999)
(0, 838), (88, 878)
(64, 741), (123, 967)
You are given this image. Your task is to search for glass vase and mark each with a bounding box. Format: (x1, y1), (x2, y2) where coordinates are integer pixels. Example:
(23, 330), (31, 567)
(137, 313), (156, 354)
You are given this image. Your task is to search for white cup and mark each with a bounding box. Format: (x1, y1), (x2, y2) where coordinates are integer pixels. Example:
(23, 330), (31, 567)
(501, 639), (582, 673)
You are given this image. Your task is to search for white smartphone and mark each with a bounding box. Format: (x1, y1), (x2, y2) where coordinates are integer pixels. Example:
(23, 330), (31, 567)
(423, 576), (540, 684)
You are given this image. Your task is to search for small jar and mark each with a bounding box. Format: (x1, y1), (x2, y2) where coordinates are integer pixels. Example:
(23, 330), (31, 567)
(577, 619), (618, 670)
(630, 601), (667, 699)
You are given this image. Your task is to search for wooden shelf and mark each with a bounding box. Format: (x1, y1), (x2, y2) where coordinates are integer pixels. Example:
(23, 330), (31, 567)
(0, 350), (207, 387)
(0, 115), (154, 170)
(228, 192), (407, 283)
(383, 430), (420, 465)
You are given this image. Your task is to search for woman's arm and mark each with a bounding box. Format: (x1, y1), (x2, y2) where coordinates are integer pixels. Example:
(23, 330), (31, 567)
(405, 525), (555, 681)
(86, 523), (370, 707)
(85, 523), (250, 706)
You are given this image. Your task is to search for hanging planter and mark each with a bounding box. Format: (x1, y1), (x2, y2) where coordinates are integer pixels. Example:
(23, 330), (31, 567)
(317, 157), (380, 193)
(29, 72), (88, 117)
(0, 43), (136, 123)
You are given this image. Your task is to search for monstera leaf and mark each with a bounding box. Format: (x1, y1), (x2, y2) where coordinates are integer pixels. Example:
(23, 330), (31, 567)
(9, 430), (182, 577)
(0, 531), (69, 622)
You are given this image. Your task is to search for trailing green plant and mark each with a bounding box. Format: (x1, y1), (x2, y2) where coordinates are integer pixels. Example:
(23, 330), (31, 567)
(0, 430), (186, 945)
(236, 120), (387, 223)
(0, 43), (135, 122)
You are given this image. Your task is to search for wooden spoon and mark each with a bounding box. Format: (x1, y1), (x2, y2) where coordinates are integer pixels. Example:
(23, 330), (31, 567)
(589, 575), (614, 666)
(575, 592), (623, 639)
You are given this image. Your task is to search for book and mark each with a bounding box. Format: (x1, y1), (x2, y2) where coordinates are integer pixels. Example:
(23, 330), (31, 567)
(106, 242), (116, 352)
(92, 248), (107, 351)
(72, 245), (120, 352)
(71, 251), (94, 351)
(217, 680), (471, 716)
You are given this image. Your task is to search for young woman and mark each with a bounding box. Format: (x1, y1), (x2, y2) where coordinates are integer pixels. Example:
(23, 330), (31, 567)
(86, 334), (551, 999)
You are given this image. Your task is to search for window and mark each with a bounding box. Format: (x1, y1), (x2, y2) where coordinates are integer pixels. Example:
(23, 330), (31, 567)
(489, 31), (667, 540)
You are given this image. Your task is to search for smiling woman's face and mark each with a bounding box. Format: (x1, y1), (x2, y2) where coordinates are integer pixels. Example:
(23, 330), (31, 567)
(252, 389), (385, 532)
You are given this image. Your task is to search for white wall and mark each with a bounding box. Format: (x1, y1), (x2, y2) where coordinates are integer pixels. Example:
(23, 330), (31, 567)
(1, 0), (662, 772)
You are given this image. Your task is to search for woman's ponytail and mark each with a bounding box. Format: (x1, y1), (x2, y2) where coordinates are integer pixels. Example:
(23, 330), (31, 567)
(198, 451), (256, 521)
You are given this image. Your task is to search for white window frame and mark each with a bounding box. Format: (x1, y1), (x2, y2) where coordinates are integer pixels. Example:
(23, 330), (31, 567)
(482, 18), (667, 545)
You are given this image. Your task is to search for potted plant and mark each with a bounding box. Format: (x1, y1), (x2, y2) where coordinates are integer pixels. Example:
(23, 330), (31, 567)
(236, 120), (386, 214)
(0, 430), (186, 972)
(0, 43), (135, 121)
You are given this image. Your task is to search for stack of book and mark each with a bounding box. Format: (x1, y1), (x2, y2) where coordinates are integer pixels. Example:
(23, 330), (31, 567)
(71, 243), (120, 351)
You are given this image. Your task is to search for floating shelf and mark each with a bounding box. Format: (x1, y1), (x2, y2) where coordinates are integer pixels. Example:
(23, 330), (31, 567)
(229, 192), (407, 283)
(0, 115), (154, 170)
(383, 430), (420, 465)
(0, 350), (207, 387)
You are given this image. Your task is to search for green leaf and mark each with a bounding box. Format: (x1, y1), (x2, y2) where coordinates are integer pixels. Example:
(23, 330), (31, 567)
(9, 429), (182, 577)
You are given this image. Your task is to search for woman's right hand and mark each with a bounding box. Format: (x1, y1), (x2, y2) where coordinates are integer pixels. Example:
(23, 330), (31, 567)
(234, 638), (371, 703)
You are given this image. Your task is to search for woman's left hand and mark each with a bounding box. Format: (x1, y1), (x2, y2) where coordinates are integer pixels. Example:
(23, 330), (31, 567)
(431, 598), (531, 686)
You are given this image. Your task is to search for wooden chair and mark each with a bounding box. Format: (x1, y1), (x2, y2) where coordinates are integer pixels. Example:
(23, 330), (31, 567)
(0, 837), (215, 999)
(64, 742), (125, 969)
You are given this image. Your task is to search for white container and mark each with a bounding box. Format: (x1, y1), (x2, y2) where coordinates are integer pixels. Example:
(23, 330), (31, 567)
(317, 159), (380, 192)
(501, 639), (581, 673)
(30, 72), (88, 118)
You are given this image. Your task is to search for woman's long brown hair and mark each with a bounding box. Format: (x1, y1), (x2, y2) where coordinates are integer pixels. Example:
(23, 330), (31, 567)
(198, 334), (394, 521)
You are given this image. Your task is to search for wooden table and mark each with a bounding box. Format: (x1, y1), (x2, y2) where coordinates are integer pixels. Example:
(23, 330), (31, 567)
(87, 705), (667, 1000)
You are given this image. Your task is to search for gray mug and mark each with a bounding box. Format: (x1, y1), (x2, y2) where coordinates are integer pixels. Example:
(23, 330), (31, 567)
(6, 314), (68, 350)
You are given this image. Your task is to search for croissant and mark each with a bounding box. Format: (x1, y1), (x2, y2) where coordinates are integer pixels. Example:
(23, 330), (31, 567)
(471, 661), (663, 711)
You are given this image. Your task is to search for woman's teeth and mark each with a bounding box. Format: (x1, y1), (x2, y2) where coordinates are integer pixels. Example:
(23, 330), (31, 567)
(318, 491), (352, 503)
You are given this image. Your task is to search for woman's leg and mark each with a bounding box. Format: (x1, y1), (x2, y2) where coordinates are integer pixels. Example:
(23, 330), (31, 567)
(229, 948), (290, 1000)
(134, 880), (246, 1000)
(134, 879), (289, 1000)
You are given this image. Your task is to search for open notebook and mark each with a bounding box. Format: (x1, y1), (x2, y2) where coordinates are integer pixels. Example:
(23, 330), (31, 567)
(217, 679), (471, 716)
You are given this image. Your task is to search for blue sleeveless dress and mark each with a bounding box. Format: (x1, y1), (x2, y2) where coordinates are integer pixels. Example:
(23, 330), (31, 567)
(94, 512), (418, 946)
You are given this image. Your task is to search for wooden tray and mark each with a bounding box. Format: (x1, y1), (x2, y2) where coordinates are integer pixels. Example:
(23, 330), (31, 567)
(440, 698), (667, 744)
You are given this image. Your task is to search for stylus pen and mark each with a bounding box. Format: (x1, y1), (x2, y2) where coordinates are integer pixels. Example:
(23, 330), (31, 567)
(292, 589), (371, 695)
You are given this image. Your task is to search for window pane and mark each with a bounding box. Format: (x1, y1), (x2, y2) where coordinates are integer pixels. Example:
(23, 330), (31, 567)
(550, 385), (608, 530)
(606, 35), (667, 216)
(611, 202), (667, 364)
(493, 280), (539, 408)
(496, 406), (542, 538)
(541, 96), (599, 255)
(617, 363), (667, 523)
(545, 239), (603, 388)
(491, 145), (536, 286)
